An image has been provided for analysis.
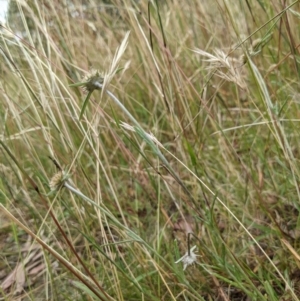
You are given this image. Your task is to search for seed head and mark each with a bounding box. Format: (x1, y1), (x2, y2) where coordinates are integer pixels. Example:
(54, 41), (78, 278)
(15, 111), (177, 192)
(175, 245), (198, 270)
(49, 171), (66, 191)
(82, 69), (104, 93)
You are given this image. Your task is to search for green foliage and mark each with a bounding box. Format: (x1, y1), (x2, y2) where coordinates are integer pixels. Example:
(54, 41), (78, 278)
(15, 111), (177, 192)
(1, 0), (300, 300)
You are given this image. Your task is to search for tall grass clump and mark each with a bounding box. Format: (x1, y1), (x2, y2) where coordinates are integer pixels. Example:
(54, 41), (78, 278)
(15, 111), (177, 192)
(1, 0), (300, 300)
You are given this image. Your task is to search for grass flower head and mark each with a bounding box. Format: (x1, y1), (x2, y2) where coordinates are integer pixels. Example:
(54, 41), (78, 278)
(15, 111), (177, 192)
(175, 245), (198, 270)
(49, 170), (72, 191)
(82, 69), (104, 93)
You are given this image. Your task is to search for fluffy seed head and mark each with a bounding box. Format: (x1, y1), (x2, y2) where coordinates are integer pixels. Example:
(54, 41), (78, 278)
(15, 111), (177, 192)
(49, 171), (66, 191)
(82, 69), (104, 93)
(175, 245), (198, 270)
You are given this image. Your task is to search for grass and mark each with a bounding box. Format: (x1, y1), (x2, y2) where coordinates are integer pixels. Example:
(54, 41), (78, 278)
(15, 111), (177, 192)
(1, 0), (300, 300)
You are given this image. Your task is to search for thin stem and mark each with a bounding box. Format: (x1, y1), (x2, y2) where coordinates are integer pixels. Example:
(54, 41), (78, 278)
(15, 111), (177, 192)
(187, 232), (192, 256)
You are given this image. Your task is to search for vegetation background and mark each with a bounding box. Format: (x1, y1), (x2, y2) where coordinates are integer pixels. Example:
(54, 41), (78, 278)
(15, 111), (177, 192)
(1, 0), (300, 300)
